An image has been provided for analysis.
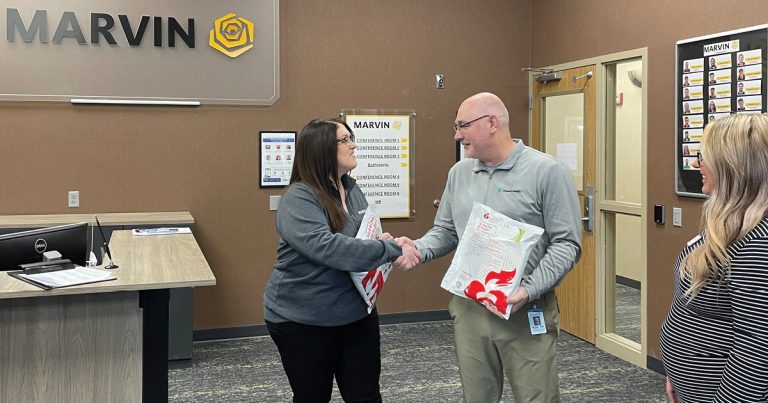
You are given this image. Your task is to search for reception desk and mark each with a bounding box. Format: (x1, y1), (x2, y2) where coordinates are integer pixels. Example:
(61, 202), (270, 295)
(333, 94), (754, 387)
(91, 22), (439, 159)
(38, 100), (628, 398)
(0, 223), (216, 402)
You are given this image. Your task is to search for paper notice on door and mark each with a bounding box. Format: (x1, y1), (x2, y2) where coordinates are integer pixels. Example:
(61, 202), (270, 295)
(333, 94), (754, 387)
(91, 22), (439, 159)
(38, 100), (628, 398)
(556, 143), (578, 170)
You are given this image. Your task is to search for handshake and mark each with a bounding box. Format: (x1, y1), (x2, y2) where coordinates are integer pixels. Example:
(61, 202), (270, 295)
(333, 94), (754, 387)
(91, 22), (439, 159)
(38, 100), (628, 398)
(379, 234), (422, 271)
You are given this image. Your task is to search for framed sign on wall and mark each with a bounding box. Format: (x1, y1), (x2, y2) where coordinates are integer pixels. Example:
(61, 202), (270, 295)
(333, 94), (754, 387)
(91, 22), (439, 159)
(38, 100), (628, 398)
(676, 24), (767, 197)
(341, 110), (415, 219)
(259, 131), (295, 188)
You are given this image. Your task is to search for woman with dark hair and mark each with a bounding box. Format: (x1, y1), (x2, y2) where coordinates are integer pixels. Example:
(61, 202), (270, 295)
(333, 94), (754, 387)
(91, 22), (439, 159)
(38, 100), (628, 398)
(661, 114), (768, 402)
(264, 118), (419, 402)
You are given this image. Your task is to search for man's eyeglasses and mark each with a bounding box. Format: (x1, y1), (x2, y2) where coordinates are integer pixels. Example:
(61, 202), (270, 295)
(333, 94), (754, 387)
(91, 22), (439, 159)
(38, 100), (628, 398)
(453, 115), (490, 133)
(337, 134), (356, 145)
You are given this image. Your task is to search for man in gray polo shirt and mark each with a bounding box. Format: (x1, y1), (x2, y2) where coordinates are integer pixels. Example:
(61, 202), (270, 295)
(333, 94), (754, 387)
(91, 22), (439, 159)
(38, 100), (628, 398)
(399, 92), (581, 402)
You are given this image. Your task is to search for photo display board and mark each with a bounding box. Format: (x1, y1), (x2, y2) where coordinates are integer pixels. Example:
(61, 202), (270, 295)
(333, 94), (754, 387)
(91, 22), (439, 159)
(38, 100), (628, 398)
(260, 131), (296, 187)
(676, 25), (768, 197)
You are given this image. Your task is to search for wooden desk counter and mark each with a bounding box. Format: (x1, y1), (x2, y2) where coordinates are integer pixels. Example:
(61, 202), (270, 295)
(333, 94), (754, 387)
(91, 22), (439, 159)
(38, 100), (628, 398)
(0, 229), (216, 402)
(0, 211), (194, 229)
(0, 230), (216, 299)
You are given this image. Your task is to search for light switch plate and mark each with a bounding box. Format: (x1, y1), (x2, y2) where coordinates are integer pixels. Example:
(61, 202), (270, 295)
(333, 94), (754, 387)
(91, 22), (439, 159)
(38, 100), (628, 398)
(673, 207), (682, 227)
(269, 195), (281, 211)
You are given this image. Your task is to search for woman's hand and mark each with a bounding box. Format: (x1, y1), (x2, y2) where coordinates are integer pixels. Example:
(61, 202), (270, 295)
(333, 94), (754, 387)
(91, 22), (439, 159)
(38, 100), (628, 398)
(393, 237), (421, 271)
(380, 233), (420, 269)
(666, 377), (679, 403)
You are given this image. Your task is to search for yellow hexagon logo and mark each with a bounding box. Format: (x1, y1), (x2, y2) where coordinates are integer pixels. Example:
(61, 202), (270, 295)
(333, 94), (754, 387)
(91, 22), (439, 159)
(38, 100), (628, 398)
(209, 13), (254, 58)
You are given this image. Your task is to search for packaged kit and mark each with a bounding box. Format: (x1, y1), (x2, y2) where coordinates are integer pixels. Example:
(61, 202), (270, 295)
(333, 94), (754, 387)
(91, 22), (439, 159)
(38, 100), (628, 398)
(441, 202), (544, 319)
(351, 206), (393, 313)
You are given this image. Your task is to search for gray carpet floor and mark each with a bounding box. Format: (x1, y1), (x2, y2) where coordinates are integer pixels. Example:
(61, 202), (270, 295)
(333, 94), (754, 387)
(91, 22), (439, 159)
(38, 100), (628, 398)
(169, 321), (666, 402)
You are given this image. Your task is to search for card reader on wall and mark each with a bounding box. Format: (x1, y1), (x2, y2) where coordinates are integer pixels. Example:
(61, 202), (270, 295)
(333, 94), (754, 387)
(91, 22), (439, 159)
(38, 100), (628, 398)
(654, 204), (665, 225)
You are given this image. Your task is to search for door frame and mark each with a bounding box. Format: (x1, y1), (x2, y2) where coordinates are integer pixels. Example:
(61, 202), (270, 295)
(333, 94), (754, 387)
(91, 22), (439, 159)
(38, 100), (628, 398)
(527, 48), (648, 367)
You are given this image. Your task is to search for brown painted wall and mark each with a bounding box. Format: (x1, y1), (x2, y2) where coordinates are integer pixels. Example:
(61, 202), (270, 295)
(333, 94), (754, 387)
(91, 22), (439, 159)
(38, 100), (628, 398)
(0, 1), (531, 329)
(530, 0), (768, 359)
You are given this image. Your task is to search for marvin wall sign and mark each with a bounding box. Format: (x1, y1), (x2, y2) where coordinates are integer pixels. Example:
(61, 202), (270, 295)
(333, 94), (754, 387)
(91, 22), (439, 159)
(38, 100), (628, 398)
(0, 0), (279, 105)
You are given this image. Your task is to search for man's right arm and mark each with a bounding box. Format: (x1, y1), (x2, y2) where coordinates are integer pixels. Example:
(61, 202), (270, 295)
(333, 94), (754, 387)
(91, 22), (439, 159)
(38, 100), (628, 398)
(414, 224), (458, 262)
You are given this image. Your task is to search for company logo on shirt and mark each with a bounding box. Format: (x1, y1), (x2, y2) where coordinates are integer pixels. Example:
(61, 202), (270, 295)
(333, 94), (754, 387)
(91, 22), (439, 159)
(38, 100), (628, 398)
(209, 13), (254, 58)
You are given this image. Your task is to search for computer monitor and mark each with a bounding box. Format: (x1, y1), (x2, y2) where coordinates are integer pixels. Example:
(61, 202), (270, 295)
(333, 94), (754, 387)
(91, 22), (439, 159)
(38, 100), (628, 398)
(0, 222), (88, 271)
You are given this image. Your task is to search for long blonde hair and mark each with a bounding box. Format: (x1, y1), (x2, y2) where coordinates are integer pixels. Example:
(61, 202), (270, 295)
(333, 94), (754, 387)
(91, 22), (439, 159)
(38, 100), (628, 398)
(683, 114), (768, 296)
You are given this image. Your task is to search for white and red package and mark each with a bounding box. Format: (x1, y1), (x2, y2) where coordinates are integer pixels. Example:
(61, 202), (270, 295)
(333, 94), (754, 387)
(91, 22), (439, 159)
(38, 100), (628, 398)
(441, 202), (544, 319)
(351, 206), (393, 313)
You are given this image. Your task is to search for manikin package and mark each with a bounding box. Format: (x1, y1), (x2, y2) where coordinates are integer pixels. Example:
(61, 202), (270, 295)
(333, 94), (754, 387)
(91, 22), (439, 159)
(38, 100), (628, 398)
(441, 202), (544, 319)
(351, 206), (392, 313)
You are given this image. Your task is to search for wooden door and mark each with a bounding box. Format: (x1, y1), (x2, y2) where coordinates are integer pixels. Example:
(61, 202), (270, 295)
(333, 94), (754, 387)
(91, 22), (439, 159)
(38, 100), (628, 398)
(531, 65), (596, 343)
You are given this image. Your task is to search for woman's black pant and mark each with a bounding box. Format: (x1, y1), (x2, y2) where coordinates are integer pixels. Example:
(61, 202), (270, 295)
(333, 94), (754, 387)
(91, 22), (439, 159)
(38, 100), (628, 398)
(266, 312), (382, 403)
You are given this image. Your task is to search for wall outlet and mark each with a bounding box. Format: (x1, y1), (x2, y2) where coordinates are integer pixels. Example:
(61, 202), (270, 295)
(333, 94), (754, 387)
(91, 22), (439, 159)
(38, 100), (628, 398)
(672, 207), (682, 227)
(68, 191), (80, 208)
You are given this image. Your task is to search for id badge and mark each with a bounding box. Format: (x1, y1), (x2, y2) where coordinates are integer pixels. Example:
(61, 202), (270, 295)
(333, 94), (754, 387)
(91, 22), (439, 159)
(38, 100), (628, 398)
(527, 308), (547, 335)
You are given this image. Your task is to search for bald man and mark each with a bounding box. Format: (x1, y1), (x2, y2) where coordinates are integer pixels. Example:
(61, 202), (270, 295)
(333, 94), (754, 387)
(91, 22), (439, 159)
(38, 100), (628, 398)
(398, 93), (581, 402)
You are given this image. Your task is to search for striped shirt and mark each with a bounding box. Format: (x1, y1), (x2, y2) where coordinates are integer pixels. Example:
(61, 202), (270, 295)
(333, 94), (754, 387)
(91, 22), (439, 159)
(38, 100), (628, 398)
(660, 216), (768, 402)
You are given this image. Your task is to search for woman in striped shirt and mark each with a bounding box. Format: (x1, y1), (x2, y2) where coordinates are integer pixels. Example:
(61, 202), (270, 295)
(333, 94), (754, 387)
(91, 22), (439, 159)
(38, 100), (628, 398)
(661, 114), (768, 402)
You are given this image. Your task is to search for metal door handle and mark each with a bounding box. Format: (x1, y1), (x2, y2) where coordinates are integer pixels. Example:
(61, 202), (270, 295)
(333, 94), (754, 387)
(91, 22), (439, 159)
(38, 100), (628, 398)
(433, 199), (441, 208)
(582, 190), (594, 233)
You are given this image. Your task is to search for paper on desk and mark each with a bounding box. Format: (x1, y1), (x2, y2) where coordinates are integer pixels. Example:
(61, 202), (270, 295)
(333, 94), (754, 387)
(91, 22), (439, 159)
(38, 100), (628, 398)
(132, 227), (192, 236)
(350, 206), (392, 313)
(18, 267), (116, 288)
(441, 202), (544, 319)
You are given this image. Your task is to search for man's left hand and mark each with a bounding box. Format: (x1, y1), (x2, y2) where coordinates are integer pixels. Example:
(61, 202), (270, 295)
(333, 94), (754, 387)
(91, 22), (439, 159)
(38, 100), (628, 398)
(506, 287), (529, 314)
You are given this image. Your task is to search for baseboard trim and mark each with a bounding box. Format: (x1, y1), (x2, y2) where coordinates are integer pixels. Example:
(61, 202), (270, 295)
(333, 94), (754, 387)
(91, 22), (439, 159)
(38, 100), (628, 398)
(616, 275), (641, 290)
(193, 310), (451, 342)
(379, 310), (450, 325)
(646, 355), (665, 375)
(194, 324), (269, 342)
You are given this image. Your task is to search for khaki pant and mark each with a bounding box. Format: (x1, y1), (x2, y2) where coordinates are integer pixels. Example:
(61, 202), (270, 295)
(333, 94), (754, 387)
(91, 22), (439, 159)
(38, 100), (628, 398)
(449, 291), (561, 403)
